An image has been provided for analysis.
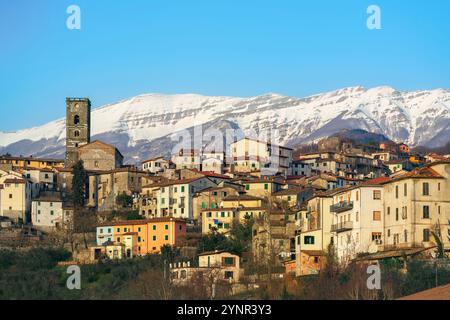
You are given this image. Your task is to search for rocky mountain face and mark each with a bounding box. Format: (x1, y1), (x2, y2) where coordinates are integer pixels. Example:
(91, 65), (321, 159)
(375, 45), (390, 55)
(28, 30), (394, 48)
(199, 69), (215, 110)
(0, 86), (449, 164)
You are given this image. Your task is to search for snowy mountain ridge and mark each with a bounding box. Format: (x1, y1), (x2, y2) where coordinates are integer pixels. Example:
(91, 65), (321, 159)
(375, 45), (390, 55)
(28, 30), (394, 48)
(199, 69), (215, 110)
(0, 86), (449, 163)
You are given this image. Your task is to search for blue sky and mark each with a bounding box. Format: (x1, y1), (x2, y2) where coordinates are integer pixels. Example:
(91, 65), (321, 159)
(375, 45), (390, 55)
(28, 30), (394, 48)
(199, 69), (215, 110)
(1, 0), (450, 131)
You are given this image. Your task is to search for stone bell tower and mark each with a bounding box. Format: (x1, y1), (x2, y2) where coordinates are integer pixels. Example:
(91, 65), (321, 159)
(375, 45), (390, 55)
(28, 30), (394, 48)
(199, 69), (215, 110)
(65, 97), (91, 167)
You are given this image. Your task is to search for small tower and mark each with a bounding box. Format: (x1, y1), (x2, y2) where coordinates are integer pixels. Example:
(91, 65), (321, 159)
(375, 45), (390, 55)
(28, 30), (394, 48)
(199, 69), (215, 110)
(65, 97), (91, 167)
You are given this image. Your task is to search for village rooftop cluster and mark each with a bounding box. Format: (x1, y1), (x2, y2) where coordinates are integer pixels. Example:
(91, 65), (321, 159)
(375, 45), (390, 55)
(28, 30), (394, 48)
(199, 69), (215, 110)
(0, 98), (449, 291)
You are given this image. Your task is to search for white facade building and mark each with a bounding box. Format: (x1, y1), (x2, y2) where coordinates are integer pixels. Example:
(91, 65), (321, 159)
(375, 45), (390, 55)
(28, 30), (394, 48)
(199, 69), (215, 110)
(230, 137), (293, 176)
(142, 157), (170, 174)
(156, 177), (217, 219)
(330, 184), (384, 262)
(31, 193), (64, 230)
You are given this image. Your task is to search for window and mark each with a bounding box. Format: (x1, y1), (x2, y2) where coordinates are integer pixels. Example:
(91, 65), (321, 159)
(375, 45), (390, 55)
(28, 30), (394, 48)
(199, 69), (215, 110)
(117, 237), (120, 242)
(395, 185), (399, 198)
(423, 205), (430, 219)
(165, 224), (169, 230)
(181, 186), (185, 192)
(387, 207), (390, 215)
(395, 208), (399, 221)
(438, 183), (441, 191)
(152, 225), (156, 230)
(372, 232), (382, 241)
(224, 271), (234, 279)
(164, 235), (169, 241)
(138, 227), (141, 232)
(152, 236), (156, 241)
(9, 194), (12, 199)
(223, 257), (234, 266)
(117, 228), (120, 232)
(201, 201), (206, 209)
(423, 182), (429, 196)
(402, 206), (407, 219)
(373, 190), (381, 200)
(373, 211), (381, 221)
(74, 130), (80, 137)
(423, 229), (430, 242)
(356, 191), (359, 201)
(50, 210), (54, 216)
(74, 115), (80, 125)
(404, 230), (408, 242)
(264, 183), (269, 190)
(404, 183), (407, 196)
(245, 184), (250, 190)
(304, 236), (315, 244)
(138, 236), (141, 242)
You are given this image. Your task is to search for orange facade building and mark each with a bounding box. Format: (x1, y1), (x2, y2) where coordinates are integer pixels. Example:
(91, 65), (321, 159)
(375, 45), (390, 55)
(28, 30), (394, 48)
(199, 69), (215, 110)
(97, 217), (186, 255)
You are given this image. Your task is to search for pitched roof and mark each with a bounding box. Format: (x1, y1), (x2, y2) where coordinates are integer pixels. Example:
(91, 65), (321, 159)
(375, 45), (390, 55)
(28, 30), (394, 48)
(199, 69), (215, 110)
(315, 185), (354, 197)
(99, 217), (186, 227)
(0, 155), (64, 163)
(142, 156), (167, 163)
(23, 167), (54, 173)
(385, 159), (410, 164)
(398, 283), (450, 300)
(3, 178), (26, 184)
(389, 167), (444, 182)
(198, 250), (236, 257)
(223, 194), (265, 202)
(79, 140), (124, 158)
(189, 170), (231, 179)
(272, 187), (305, 196)
(362, 176), (391, 185)
(151, 177), (207, 188)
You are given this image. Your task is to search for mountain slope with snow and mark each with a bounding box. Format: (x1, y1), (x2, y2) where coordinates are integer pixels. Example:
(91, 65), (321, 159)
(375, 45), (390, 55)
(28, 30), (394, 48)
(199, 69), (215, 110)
(0, 86), (449, 163)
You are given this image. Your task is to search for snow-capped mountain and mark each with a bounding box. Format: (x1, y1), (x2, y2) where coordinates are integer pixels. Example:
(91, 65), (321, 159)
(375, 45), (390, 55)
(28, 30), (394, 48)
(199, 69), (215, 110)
(0, 86), (449, 164)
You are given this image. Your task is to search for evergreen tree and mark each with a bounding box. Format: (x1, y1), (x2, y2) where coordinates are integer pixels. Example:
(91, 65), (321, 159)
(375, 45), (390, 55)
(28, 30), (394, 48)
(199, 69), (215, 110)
(71, 160), (88, 208)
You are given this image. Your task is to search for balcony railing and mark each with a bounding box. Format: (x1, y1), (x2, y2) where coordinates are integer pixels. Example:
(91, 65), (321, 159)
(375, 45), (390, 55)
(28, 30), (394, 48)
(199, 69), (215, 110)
(331, 221), (353, 233)
(330, 201), (353, 213)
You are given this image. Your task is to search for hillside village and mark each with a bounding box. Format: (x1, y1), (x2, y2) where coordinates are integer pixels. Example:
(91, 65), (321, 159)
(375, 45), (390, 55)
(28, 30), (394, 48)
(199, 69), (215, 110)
(1, 97), (450, 298)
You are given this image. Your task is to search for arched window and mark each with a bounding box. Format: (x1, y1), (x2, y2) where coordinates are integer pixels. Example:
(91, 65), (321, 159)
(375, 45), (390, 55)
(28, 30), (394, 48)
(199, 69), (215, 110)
(74, 130), (80, 137)
(74, 115), (80, 125)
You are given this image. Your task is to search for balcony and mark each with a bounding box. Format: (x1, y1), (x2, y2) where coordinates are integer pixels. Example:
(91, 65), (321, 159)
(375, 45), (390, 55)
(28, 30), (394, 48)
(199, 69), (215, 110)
(330, 201), (353, 213)
(331, 221), (353, 233)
